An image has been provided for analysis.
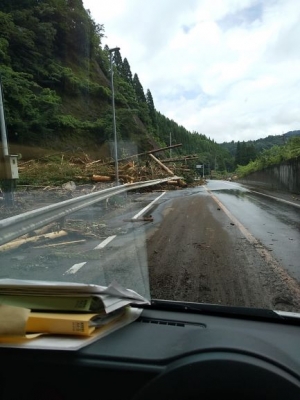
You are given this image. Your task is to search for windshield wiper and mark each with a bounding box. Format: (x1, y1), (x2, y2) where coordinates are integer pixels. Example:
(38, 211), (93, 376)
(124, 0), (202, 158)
(136, 299), (293, 323)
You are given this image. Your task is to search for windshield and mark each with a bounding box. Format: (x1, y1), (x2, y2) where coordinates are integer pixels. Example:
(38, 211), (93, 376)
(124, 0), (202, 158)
(0, 0), (300, 315)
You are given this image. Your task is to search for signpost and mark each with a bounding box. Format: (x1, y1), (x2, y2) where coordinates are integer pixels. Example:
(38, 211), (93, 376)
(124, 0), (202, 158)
(196, 164), (204, 178)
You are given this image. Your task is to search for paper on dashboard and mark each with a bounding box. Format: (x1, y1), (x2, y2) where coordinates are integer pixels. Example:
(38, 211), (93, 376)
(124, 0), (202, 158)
(0, 307), (142, 350)
(0, 304), (42, 340)
(0, 278), (150, 312)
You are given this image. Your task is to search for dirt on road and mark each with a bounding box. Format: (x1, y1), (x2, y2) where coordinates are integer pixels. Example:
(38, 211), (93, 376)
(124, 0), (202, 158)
(2, 184), (300, 313)
(147, 193), (300, 312)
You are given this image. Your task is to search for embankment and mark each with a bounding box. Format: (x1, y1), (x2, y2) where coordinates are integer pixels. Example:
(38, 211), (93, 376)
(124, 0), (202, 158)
(238, 158), (300, 194)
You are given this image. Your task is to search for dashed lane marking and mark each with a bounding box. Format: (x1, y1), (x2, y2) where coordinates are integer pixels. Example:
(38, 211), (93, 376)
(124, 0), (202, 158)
(64, 262), (86, 275)
(94, 235), (117, 250)
(133, 191), (166, 219)
(63, 194), (166, 274)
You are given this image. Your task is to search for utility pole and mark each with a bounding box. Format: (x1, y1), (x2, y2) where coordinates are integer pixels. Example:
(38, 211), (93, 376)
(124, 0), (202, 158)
(109, 47), (120, 186)
(0, 77), (18, 206)
(170, 132), (172, 158)
(0, 79), (9, 157)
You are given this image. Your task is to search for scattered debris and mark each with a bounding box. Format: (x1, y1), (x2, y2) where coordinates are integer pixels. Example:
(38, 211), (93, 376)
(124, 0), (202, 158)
(123, 217), (154, 222)
(0, 230), (68, 252)
(62, 181), (76, 191)
(14, 144), (206, 190)
(33, 239), (86, 248)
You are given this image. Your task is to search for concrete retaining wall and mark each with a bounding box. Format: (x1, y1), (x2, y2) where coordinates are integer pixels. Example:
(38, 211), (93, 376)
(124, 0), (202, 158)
(238, 158), (300, 194)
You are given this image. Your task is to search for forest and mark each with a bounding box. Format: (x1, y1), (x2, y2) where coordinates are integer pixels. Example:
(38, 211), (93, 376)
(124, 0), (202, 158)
(1, 0), (299, 182)
(0, 0), (233, 176)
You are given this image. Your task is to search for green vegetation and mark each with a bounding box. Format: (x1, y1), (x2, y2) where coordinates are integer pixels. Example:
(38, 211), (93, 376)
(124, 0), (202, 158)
(0, 0), (233, 176)
(2, 0), (297, 183)
(236, 137), (300, 177)
(220, 130), (300, 160)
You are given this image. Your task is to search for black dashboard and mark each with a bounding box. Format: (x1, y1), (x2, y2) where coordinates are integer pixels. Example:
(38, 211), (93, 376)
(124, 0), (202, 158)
(1, 306), (300, 400)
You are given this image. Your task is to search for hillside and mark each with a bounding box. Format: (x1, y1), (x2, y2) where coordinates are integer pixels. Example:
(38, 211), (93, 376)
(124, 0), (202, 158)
(220, 130), (300, 159)
(0, 0), (232, 173)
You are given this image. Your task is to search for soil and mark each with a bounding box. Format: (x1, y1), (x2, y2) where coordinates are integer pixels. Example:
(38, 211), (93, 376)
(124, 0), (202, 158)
(147, 194), (300, 312)
(2, 184), (300, 313)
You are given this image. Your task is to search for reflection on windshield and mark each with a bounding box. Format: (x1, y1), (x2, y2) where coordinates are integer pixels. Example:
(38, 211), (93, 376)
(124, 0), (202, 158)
(1, 0), (300, 314)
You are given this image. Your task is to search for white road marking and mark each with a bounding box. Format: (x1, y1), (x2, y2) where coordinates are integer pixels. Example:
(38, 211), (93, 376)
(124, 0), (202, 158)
(133, 191), (166, 219)
(64, 262), (86, 275)
(94, 235), (116, 250)
(250, 190), (300, 208)
(204, 186), (300, 297)
(220, 180), (239, 186)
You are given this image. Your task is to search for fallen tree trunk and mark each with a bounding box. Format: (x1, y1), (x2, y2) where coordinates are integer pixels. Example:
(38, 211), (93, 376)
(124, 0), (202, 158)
(32, 222), (58, 236)
(91, 175), (112, 182)
(101, 143), (182, 166)
(0, 230), (68, 252)
(34, 239), (86, 248)
(123, 217), (153, 222)
(167, 180), (179, 185)
(149, 154), (174, 176)
(167, 179), (187, 187)
(160, 155), (198, 163)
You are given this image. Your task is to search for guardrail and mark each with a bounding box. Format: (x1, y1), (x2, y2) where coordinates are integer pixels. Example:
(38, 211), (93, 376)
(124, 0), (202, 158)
(0, 177), (178, 246)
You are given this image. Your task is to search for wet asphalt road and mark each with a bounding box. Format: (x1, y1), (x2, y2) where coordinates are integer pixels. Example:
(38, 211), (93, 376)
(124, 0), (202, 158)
(205, 180), (300, 281)
(0, 180), (299, 305)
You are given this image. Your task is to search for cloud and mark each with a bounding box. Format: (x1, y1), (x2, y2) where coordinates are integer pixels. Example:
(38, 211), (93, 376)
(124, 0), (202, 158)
(83, 0), (300, 143)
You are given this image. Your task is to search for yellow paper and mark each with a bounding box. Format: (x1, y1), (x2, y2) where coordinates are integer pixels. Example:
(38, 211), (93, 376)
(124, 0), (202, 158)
(0, 304), (43, 341)
(26, 312), (99, 336)
(0, 304), (30, 336)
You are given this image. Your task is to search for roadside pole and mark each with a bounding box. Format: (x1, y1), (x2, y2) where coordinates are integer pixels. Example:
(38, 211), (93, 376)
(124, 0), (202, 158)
(0, 77), (18, 206)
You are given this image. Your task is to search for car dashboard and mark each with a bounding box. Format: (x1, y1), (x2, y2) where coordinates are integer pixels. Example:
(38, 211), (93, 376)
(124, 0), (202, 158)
(1, 304), (300, 400)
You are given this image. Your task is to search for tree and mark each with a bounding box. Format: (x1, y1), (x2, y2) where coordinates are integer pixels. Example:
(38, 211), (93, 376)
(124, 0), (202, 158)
(235, 141), (257, 166)
(146, 89), (156, 126)
(133, 73), (146, 103)
(112, 48), (123, 74)
(122, 58), (133, 83)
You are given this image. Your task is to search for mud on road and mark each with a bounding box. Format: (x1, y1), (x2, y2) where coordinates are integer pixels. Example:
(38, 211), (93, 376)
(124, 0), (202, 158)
(147, 193), (300, 312)
(2, 184), (300, 313)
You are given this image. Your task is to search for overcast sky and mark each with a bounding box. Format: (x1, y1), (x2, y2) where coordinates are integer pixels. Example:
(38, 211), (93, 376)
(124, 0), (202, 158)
(82, 0), (300, 143)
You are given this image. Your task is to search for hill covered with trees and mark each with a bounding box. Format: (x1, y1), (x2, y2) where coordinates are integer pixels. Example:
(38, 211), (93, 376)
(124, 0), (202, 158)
(0, 0), (232, 173)
(236, 135), (300, 177)
(220, 130), (300, 167)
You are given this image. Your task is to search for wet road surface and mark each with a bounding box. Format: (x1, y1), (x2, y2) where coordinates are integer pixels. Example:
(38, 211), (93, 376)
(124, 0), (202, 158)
(1, 180), (299, 311)
(205, 180), (300, 281)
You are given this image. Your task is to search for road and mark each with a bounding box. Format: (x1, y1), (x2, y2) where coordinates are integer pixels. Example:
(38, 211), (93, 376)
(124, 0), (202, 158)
(1, 180), (299, 311)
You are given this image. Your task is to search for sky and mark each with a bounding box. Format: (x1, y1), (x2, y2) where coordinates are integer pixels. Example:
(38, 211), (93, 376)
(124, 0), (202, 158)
(82, 0), (300, 143)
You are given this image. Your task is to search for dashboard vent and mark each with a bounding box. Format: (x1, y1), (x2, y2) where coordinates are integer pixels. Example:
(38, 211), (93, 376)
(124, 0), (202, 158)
(136, 317), (185, 327)
(136, 317), (206, 328)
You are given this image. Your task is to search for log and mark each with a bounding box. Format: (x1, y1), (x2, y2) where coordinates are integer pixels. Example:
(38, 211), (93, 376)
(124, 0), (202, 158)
(102, 143), (182, 165)
(123, 217), (153, 222)
(118, 174), (135, 182)
(32, 222), (58, 236)
(91, 175), (112, 182)
(34, 239), (86, 248)
(167, 179), (187, 187)
(160, 155), (198, 163)
(178, 179), (188, 188)
(119, 161), (135, 171)
(149, 154), (174, 176)
(0, 230), (68, 252)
